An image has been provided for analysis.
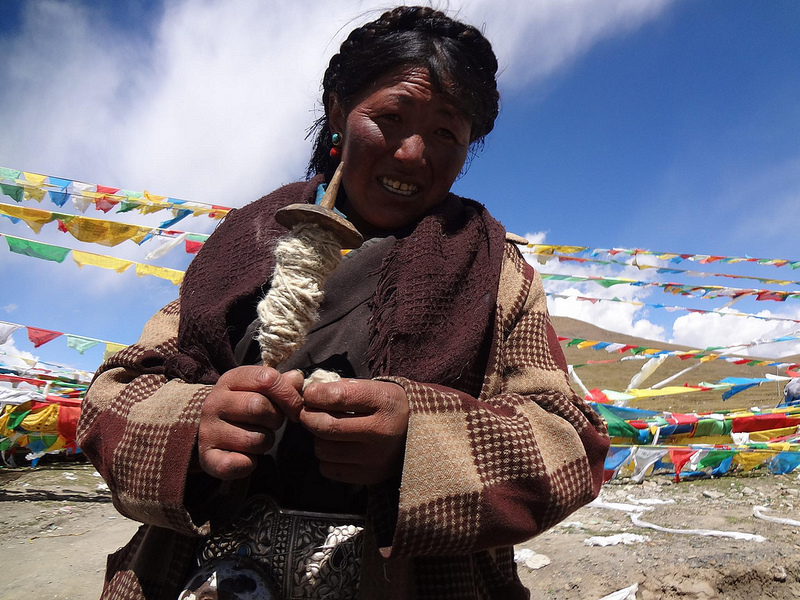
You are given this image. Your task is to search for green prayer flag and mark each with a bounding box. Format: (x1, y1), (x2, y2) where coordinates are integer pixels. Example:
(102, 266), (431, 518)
(0, 183), (24, 203)
(592, 403), (640, 439)
(117, 200), (139, 213)
(6, 236), (70, 263)
(7, 408), (32, 430)
(697, 450), (736, 469)
(0, 167), (22, 180)
(65, 334), (100, 354)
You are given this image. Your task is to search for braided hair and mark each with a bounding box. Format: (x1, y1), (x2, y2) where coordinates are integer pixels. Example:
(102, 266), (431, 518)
(307, 6), (500, 178)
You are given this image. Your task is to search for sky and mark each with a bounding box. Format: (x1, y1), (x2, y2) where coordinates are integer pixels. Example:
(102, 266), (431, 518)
(1, 0), (799, 379)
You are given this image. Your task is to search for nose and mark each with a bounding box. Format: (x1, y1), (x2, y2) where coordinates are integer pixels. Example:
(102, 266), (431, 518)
(394, 134), (426, 167)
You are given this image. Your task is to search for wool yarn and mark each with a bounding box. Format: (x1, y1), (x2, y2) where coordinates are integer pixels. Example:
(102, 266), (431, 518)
(256, 222), (343, 367)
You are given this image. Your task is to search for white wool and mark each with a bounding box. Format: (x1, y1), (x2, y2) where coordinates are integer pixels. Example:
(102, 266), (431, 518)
(256, 223), (342, 367)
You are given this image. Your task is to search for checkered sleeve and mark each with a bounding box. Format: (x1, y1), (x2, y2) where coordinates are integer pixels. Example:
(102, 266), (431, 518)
(382, 245), (609, 557)
(77, 299), (214, 537)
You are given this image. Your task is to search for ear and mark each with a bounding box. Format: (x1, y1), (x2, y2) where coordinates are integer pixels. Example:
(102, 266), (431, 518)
(328, 93), (346, 135)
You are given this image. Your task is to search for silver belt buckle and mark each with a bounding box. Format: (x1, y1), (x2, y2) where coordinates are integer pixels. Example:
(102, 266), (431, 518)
(179, 495), (365, 600)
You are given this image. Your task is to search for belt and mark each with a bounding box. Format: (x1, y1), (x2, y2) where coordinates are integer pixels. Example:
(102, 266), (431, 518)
(179, 495), (365, 600)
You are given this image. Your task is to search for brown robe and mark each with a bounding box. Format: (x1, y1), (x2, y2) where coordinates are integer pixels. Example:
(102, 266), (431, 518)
(77, 178), (609, 600)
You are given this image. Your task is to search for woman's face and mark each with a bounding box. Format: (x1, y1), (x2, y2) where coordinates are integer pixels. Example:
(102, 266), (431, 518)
(329, 67), (472, 233)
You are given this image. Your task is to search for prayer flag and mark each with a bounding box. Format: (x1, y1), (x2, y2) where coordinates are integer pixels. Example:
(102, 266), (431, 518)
(0, 183), (23, 202)
(65, 335), (100, 354)
(0, 321), (22, 345)
(27, 327), (63, 348)
(134, 263), (185, 285)
(72, 249), (133, 273)
(5, 236), (70, 262)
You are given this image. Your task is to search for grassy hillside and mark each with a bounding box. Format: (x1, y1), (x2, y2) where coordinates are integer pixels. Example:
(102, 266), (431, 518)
(550, 316), (792, 414)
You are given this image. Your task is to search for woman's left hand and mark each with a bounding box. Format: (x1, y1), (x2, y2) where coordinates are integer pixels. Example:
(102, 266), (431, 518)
(299, 379), (409, 486)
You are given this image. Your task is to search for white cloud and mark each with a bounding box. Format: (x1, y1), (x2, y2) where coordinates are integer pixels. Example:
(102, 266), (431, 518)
(3, 304), (18, 314)
(0, 338), (38, 369)
(670, 308), (800, 359)
(522, 231), (548, 244)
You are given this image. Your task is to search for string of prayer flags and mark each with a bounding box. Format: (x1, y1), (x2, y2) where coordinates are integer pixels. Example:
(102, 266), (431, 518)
(517, 243), (800, 271)
(540, 272), (800, 302)
(1, 201), (209, 249)
(0, 165), (231, 220)
(546, 292), (800, 325)
(526, 252), (800, 287)
(1, 319), (127, 356)
(2, 233), (185, 284)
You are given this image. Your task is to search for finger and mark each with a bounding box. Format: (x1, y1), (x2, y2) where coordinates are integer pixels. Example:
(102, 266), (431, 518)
(299, 408), (371, 441)
(282, 369), (305, 392)
(220, 366), (304, 422)
(201, 420), (276, 455)
(214, 391), (285, 431)
(303, 379), (402, 414)
(199, 448), (258, 481)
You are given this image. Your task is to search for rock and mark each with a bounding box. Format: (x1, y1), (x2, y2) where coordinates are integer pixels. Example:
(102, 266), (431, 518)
(702, 490), (725, 499)
(772, 565), (788, 582)
(524, 553), (551, 570)
(742, 487), (755, 496)
(675, 578), (717, 597)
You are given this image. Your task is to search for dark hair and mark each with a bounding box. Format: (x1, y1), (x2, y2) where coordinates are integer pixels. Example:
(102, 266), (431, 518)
(307, 6), (500, 178)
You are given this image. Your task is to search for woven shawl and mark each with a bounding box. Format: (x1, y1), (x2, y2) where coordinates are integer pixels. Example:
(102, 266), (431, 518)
(165, 176), (507, 392)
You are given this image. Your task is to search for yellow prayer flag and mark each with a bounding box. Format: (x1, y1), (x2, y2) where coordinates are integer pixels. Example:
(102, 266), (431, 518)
(0, 203), (55, 233)
(748, 427), (798, 443)
(103, 342), (128, 361)
(22, 172), (47, 186)
(577, 340), (599, 349)
(627, 386), (702, 398)
(24, 187), (47, 202)
(732, 451), (771, 472)
(143, 190), (166, 203)
(20, 403), (60, 434)
(72, 250), (134, 273)
(135, 262), (185, 285)
(63, 215), (151, 246)
(137, 200), (167, 215)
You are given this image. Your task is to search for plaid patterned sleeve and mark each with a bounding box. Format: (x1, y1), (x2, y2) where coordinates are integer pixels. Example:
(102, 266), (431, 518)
(77, 299), (214, 537)
(382, 243), (609, 557)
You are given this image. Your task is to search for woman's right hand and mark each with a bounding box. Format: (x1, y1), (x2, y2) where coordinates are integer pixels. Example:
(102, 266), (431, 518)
(197, 366), (304, 480)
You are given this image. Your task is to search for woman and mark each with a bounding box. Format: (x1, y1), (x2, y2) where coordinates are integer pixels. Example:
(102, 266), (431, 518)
(78, 6), (609, 600)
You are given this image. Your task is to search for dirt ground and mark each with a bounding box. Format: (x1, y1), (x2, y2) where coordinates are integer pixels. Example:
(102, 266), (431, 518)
(2, 461), (799, 600)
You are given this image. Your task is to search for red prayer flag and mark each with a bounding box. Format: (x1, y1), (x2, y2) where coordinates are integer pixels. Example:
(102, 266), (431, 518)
(185, 239), (203, 254)
(96, 185), (119, 195)
(26, 326), (63, 348)
(57, 219), (68, 233)
(669, 448), (696, 482)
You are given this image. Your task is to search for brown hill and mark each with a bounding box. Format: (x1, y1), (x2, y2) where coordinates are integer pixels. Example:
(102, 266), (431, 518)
(549, 316), (792, 414)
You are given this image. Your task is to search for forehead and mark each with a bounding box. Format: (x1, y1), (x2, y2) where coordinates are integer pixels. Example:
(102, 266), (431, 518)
(353, 67), (466, 119)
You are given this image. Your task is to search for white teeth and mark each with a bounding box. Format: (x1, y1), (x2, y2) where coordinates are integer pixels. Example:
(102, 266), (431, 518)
(381, 177), (418, 196)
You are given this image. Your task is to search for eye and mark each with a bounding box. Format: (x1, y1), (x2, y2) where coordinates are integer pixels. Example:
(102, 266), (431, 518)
(378, 113), (401, 123)
(436, 127), (456, 140)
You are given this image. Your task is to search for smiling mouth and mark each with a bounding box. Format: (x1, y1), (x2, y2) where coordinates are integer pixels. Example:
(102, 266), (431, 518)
(381, 176), (419, 196)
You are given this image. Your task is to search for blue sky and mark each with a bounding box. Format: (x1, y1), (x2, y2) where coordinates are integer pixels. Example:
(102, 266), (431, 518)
(1, 0), (799, 377)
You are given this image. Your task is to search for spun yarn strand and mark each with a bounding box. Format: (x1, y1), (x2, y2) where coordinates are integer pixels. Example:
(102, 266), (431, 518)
(256, 222), (343, 367)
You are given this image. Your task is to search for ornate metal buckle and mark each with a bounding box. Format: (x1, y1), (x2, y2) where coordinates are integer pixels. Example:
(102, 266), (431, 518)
(180, 495), (365, 600)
